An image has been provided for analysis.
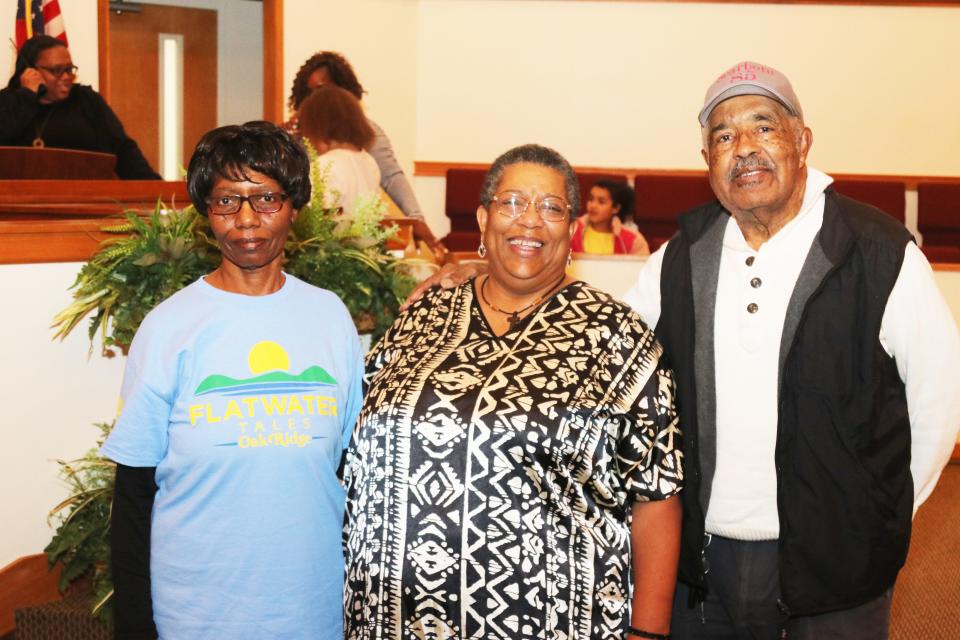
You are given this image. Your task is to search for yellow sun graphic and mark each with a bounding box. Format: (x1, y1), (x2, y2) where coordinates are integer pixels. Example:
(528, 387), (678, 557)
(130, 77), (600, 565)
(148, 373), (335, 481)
(247, 341), (291, 375)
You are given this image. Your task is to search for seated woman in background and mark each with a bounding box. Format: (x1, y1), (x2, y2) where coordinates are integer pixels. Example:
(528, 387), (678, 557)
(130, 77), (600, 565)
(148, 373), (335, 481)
(298, 85), (381, 216)
(0, 35), (159, 179)
(104, 121), (362, 639)
(343, 144), (682, 640)
(286, 51), (445, 255)
(571, 179), (650, 256)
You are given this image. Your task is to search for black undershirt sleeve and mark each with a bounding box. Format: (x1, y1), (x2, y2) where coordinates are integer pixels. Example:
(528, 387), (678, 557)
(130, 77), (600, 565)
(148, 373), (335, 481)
(111, 464), (159, 640)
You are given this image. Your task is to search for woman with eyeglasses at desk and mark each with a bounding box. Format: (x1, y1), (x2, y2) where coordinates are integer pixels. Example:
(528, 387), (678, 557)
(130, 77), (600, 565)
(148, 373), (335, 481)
(0, 35), (159, 179)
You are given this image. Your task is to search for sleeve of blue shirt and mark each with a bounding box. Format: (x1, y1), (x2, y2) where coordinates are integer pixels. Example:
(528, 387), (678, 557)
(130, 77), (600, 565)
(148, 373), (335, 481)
(102, 312), (175, 467)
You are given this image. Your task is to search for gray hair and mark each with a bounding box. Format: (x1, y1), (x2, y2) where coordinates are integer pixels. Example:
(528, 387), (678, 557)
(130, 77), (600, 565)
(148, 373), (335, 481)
(479, 144), (580, 218)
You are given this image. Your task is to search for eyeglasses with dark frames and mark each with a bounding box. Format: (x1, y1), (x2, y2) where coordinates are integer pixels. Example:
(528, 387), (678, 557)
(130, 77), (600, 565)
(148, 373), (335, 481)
(491, 191), (570, 222)
(207, 193), (289, 216)
(36, 64), (78, 78)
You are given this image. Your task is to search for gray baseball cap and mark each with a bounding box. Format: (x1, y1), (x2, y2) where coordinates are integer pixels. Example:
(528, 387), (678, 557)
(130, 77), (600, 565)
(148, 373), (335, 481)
(699, 61), (802, 127)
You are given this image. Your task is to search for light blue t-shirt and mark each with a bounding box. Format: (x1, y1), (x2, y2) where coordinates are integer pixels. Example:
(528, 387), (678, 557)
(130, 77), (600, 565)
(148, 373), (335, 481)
(102, 274), (363, 640)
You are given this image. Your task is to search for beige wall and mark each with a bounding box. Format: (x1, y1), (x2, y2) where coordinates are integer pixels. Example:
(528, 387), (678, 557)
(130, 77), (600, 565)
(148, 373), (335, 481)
(283, 0), (419, 178)
(415, 1), (960, 175)
(0, 263), (125, 568)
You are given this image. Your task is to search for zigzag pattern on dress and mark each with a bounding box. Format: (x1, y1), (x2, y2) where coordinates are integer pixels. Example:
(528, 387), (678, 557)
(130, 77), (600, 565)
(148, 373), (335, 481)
(344, 281), (683, 640)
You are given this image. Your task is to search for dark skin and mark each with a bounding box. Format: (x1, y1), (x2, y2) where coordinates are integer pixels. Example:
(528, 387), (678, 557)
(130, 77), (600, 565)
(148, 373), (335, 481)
(702, 94), (812, 249)
(204, 169), (298, 295)
(20, 45), (75, 104)
(631, 496), (682, 635)
(474, 162), (574, 334)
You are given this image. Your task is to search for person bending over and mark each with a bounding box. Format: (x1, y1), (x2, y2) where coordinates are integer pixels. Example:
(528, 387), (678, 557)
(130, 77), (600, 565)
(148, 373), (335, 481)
(298, 85), (380, 216)
(286, 51), (444, 256)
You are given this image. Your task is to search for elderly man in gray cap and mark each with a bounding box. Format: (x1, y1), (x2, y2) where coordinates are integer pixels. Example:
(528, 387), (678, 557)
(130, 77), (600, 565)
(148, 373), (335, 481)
(623, 61), (960, 639)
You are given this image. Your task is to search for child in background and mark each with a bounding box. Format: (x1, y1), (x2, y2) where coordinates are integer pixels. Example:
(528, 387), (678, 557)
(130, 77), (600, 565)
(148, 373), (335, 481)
(571, 179), (650, 256)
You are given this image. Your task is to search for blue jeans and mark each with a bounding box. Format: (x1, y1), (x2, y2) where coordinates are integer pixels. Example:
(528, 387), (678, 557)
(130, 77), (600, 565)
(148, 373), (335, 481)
(671, 536), (893, 640)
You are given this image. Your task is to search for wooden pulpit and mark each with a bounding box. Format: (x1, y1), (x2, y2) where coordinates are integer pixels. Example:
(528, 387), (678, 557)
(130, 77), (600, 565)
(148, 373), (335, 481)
(0, 147), (118, 180)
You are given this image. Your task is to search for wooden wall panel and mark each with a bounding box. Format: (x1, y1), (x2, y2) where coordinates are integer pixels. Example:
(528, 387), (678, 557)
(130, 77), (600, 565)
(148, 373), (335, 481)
(263, 0), (284, 123)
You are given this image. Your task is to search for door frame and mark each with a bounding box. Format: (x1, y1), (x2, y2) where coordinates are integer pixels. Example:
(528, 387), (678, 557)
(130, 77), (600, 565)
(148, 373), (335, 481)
(97, 0), (284, 124)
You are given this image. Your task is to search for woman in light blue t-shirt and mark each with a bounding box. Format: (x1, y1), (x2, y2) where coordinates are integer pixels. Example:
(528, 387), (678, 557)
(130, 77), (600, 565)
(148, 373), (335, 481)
(103, 121), (363, 640)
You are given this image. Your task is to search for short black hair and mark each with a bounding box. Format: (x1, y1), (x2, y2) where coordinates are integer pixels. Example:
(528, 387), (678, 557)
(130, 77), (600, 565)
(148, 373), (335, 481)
(479, 144), (580, 218)
(7, 35), (66, 89)
(187, 121), (311, 216)
(591, 179), (635, 221)
(288, 51), (365, 112)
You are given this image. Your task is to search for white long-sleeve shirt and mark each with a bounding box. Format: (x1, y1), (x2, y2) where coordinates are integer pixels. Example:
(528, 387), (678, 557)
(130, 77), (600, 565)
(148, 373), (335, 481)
(623, 168), (960, 539)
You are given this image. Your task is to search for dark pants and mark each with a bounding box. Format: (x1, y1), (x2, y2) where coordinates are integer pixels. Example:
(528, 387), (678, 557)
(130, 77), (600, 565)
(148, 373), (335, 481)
(671, 536), (893, 640)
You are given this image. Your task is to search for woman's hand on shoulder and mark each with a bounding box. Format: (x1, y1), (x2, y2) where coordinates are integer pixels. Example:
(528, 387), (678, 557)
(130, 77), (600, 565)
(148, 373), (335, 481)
(401, 262), (487, 310)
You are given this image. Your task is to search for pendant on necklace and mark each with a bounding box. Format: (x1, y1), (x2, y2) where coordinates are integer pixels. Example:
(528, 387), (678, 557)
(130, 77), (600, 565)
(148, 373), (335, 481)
(507, 311), (520, 326)
(32, 137), (45, 148)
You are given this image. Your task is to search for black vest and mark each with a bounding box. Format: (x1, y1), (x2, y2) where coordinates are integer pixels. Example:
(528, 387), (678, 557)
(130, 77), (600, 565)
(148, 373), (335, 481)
(657, 189), (914, 615)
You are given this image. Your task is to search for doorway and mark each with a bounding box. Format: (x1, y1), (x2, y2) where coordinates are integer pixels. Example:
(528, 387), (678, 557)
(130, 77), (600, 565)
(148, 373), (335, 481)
(98, 0), (279, 179)
(108, 3), (217, 178)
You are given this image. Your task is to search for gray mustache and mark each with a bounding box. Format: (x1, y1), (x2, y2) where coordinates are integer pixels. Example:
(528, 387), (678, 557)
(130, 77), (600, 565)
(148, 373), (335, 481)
(729, 156), (774, 181)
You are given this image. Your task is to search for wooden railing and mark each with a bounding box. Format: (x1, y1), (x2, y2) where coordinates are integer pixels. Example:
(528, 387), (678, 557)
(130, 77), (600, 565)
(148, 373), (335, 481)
(0, 180), (417, 265)
(0, 180), (190, 265)
(3, 167), (959, 265)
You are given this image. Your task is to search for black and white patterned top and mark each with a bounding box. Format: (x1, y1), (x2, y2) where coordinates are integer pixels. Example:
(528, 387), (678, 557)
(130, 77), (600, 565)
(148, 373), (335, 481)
(343, 280), (683, 640)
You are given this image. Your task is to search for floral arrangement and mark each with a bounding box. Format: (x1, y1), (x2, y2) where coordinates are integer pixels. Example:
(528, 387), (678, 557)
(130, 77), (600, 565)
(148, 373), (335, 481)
(52, 141), (416, 355)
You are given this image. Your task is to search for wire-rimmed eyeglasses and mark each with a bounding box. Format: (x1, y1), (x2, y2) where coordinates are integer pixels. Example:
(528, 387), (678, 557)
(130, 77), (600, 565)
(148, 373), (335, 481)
(491, 191), (570, 222)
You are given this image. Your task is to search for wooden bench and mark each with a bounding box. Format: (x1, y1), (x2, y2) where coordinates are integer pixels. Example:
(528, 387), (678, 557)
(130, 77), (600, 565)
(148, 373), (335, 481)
(918, 182), (960, 263)
(421, 163), (960, 261)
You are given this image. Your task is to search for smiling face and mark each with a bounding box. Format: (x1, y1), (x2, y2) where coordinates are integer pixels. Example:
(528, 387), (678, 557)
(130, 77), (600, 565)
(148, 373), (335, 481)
(585, 185), (620, 227)
(702, 94), (812, 223)
(477, 162), (573, 296)
(35, 45), (74, 103)
(207, 169), (297, 277)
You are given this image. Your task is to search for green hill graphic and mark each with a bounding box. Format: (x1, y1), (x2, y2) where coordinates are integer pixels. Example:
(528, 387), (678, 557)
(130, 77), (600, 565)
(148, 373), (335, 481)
(195, 365), (337, 395)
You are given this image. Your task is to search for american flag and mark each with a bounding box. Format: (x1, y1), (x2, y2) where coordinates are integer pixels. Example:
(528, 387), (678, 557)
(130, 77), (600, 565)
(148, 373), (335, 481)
(15, 0), (69, 49)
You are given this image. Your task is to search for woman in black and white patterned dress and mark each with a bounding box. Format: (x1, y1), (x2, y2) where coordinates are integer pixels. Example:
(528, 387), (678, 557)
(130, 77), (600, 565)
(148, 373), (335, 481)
(343, 144), (683, 640)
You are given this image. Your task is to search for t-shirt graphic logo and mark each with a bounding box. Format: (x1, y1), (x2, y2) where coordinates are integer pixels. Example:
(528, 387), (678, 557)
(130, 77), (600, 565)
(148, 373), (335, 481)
(195, 340), (338, 396)
(188, 341), (339, 449)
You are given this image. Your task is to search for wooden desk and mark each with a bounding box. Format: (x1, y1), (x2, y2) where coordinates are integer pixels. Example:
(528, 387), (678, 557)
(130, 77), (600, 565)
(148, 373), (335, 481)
(0, 147), (118, 180)
(0, 180), (189, 264)
(0, 181), (419, 264)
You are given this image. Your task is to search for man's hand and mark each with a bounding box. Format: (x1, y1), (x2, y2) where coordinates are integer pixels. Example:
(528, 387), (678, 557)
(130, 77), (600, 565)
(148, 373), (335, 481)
(402, 262), (487, 310)
(19, 68), (44, 94)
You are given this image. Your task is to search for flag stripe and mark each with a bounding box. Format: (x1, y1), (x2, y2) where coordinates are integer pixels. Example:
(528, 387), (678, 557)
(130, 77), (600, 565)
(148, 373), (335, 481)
(15, 0), (69, 49)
